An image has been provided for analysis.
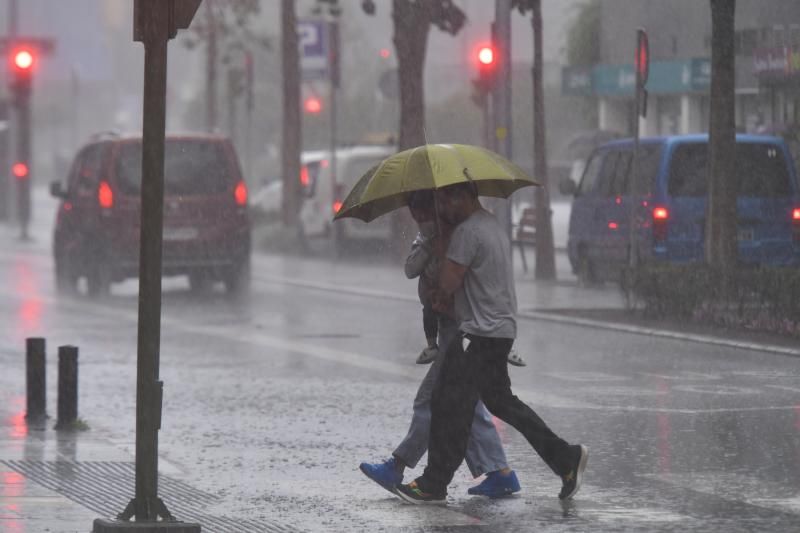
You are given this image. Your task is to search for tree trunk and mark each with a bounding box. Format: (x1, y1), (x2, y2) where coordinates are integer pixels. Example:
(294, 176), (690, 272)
(389, 0), (431, 254)
(281, 0), (301, 227)
(532, 1), (556, 280)
(392, 0), (430, 150)
(705, 0), (737, 270)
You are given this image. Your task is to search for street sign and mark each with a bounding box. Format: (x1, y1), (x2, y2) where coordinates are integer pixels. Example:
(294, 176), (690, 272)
(297, 19), (328, 81)
(133, 0), (201, 42)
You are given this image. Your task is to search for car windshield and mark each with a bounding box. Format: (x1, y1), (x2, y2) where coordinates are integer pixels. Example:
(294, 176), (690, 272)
(668, 142), (793, 197)
(115, 140), (233, 196)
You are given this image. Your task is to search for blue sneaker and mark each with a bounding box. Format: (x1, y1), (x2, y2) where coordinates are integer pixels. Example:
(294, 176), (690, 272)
(359, 458), (402, 494)
(468, 470), (521, 498)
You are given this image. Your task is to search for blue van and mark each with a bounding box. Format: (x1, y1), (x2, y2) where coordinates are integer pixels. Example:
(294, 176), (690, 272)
(561, 134), (800, 284)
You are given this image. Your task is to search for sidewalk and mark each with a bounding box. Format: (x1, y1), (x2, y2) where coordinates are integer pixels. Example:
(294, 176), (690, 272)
(0, 397), (122, 532)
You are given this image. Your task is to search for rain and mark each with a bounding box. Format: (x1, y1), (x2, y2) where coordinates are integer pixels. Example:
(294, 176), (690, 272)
(0, 1), (799, 532)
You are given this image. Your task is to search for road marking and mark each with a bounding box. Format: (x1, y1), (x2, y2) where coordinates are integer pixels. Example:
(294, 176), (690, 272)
(672, 384), (762, 396)
(639, 372), (723, 381)
(542, 372), (630, 382)
(767, 384), (800, 394)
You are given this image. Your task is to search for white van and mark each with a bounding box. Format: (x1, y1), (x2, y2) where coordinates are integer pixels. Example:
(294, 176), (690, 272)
(299, 145), (396, 243)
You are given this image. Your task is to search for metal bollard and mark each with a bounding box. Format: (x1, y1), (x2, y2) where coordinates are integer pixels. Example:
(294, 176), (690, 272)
(56, 345), (79, 430)
(25, 337), (46, 422)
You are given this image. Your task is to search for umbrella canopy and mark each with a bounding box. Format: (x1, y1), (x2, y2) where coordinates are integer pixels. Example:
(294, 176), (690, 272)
(333, 143), (539, 223)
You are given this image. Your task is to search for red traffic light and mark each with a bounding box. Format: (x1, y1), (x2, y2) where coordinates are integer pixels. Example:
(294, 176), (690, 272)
(12, 48), (35, 71)
(474, 44), (497, 94)
(304, 96), (322, 114)
(477, 46), (494, 66)
(635, 29), (649, 86)
(12, 162), (29, 179)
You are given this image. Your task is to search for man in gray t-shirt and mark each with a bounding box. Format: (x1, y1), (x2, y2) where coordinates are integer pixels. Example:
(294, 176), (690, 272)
(396, 181), (588, 505)
(447, 208), (517, 339)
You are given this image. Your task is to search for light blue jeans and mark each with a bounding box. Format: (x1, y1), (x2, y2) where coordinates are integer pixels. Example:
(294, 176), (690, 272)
(393, 317), (508, 477)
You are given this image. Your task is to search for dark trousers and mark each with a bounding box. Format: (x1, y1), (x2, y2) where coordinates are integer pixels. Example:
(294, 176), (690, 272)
(418, 333), (573, 494)
(422, 304), (439, 342)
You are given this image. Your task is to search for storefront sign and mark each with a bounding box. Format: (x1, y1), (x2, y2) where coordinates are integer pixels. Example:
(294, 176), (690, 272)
(754, 47), (800, 81)
(566, 58), (711, 97)
(561, 66), (593, 96)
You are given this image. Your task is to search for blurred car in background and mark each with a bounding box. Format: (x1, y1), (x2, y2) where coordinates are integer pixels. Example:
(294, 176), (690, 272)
(298, 145), (396, 245)
(561, 134), (800, 284)
(50, 132), (251, 296)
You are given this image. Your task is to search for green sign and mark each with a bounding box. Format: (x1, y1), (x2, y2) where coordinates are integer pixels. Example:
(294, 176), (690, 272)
(561, 66), (593, 96)
(566, 58), (711, 97)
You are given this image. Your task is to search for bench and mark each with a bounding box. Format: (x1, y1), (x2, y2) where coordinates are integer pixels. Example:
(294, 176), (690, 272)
(512, 207), (537, 273)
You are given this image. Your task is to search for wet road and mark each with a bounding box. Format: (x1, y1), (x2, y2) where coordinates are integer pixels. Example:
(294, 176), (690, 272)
(0, 200), (799, 532)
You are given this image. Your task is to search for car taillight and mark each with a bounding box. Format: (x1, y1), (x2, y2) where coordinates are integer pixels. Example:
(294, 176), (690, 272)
(652, 206), (669, 242)
(792, 207), (800, 242)
(332, 183), (344, 214)
(98, 181), (113, 209)
(300, 166), (309, 187)
(234, 180), (248, 206)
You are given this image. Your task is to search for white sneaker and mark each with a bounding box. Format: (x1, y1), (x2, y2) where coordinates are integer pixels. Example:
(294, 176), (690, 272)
(416, 346), (439, 364)
(507, 348), (526, 367)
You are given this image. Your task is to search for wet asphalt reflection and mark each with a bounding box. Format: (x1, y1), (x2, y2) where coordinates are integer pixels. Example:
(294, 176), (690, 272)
(0, 240), (798, 532)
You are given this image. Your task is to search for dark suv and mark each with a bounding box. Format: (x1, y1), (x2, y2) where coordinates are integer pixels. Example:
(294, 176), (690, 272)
(50, 133), (251, 296)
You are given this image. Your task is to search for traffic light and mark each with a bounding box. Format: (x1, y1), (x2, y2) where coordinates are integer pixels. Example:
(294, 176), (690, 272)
(475, 44), (497, 93)
(12, 48), (34, 70)
(635, 28), (649, 118)
(9, 46), (35, 101)
(635, 29), (649, 86)
(12, 162), (29, 179)
(304, 96), (323, 114)
(1, 38), (54, 238)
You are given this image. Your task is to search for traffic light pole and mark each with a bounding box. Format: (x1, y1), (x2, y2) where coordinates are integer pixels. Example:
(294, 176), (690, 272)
(14, 79), (30, 239)
(628, 29), (649, 273)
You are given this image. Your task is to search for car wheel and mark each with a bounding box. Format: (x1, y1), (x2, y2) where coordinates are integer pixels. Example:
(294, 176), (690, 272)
(54, 258), (78, 294)
(223, 258), (251, 296)
(576, 249), (597, 288)
(87, 261), (112, 297)
(189, 271), (210, 293)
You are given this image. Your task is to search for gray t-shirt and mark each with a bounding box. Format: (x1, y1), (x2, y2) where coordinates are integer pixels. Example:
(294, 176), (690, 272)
(447, 208), (517, 339)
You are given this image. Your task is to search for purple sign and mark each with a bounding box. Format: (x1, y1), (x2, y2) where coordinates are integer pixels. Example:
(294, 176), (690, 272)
(754, 47), (800, 80)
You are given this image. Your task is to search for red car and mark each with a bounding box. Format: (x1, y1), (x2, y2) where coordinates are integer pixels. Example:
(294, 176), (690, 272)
(50, 132), (251, 296)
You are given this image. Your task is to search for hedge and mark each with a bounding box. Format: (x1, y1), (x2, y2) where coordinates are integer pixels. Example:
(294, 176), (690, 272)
(625, 264), (800, 337)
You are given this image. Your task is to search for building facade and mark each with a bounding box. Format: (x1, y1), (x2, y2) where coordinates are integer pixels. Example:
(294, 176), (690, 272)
(562, 0), (800, 137)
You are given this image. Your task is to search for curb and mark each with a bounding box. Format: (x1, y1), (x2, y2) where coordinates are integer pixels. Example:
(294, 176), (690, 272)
(519, 309), (800, 358)
(252, 270), (800, 358)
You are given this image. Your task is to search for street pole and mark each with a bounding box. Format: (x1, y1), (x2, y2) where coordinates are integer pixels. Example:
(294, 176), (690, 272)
(493, 0), (513, 251)
(329, 19), (339, 206)
(130, 6), (169, 523)
(227, 68), (238, 146)
(14, 78), (30, 240)
(244, 50), (254, 180)
(629, 29), (648, 272)
(531, 0), (556, 280)
(95, 2), (202, 531)
(1, 0), (19, 223)
(205, 0), (217, 132)
(481, 93), (491, 150)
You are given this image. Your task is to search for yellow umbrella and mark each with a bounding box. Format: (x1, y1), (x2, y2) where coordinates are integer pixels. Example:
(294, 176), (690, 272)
(333, 143), (539, 223)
